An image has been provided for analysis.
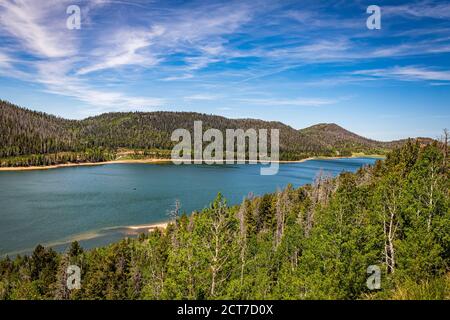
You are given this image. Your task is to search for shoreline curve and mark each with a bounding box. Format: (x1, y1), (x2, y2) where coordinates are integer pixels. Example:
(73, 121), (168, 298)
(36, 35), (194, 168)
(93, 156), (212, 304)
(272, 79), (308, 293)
(0, 155), (385, 172)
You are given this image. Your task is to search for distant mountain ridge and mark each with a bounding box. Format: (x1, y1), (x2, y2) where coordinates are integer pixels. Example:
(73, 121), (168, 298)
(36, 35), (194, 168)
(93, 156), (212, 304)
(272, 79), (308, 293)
(298, 123), (407, 150)
(0, 100), (432, 166)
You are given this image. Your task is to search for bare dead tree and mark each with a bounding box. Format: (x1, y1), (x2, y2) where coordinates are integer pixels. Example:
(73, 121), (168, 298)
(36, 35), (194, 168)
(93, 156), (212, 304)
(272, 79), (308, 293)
(210, 214), (225, 297)
(188, 212), (196, 232)
(304, 171), (334, 237)
(130, 263), (142, 298)
(426, 155), (440, 231)
(252, 197), (261, 231)
(274, 190), (286, 248)
(207, 201), (234, 297)
(167, 199), (181, 223)
(236, 198), (248, 286)
(167, 199), (181, 248)
(145, 242), (166, 298)
(53, 254), (70, 300)
(236, 198), (247, 239)
(382, 188), (400, 274)
(442, 129), (448, 168)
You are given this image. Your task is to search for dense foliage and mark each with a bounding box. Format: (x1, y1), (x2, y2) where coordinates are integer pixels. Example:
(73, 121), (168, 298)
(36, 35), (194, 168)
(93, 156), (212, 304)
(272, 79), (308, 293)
(1, 100), (402, 166)
(0, 141), (448, 299)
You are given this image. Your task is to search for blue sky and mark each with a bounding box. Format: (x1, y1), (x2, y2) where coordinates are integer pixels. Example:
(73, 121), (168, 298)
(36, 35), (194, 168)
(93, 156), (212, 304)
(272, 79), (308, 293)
(0, 0), (449, 141)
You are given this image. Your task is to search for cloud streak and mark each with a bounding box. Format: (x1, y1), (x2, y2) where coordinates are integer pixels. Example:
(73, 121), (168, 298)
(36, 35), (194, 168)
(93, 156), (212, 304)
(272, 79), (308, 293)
(236, 97), (345, 107)
(0, 0), (449, 116)
(384, 1), (450, 19)
(353, 66), (450, 82)
(0, 0), (165, 111)
(0, 0), (78, 58)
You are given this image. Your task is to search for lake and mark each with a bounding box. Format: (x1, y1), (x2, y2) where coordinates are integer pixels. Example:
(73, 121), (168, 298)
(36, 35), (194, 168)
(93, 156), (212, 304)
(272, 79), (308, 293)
(0, 157), (379, 257)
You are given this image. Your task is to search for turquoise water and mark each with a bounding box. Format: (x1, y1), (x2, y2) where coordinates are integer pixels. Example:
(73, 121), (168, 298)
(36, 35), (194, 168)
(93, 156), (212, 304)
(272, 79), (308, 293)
(0, 158), (378, 256)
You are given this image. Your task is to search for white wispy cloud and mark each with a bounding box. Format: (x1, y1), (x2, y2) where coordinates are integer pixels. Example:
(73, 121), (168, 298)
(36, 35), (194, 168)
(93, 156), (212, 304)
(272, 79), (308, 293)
(0, 0), (256, 109)
(236, 97), (344, 107)
(34, 59), (165, 110)
(185, 94), (221, 101)
(77, 27), (164, 75)
(0, 51), (12, 69)
(161, 74), (194, 81)
(0, 0), (449, 115)
(285, 9), (362, 30)
(0, 0), (165, 111)
(384, 1), (450, 19)
(76, 0), (254, 78)
(0, 0), (78, 58)
(353, 66), (450, 82)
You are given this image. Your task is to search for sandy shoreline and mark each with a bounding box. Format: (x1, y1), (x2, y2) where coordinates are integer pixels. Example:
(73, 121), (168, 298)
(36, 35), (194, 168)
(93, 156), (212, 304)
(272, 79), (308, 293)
(127, 222), (169, 232)
(0, 155), (384, 172)
(0, 158), (173, 171)
(1, 221), (169, 257)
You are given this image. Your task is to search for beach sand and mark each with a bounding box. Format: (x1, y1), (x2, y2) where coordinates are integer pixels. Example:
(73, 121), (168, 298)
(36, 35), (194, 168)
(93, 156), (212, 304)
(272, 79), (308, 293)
(0, 155), (385, 172)
(2, 221), (170, 257)
(0, 158), (173, 171)
(127, 222), (169, 232)
(0, 157), (315, 171)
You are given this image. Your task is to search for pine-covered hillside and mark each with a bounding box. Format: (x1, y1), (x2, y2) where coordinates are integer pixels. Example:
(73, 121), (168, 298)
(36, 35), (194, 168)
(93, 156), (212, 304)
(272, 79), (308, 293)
(0, 100), (423, 167)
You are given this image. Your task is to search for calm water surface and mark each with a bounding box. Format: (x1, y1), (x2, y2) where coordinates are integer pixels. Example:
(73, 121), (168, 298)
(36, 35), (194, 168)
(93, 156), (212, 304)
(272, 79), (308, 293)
(0, 158), (378, 256)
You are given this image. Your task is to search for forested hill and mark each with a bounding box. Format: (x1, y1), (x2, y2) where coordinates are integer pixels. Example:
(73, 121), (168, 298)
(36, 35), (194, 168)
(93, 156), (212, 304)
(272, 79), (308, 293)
(299, 123), (406, 150)
(0, 140), (448, 300)
(0, 99), (431, 166)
